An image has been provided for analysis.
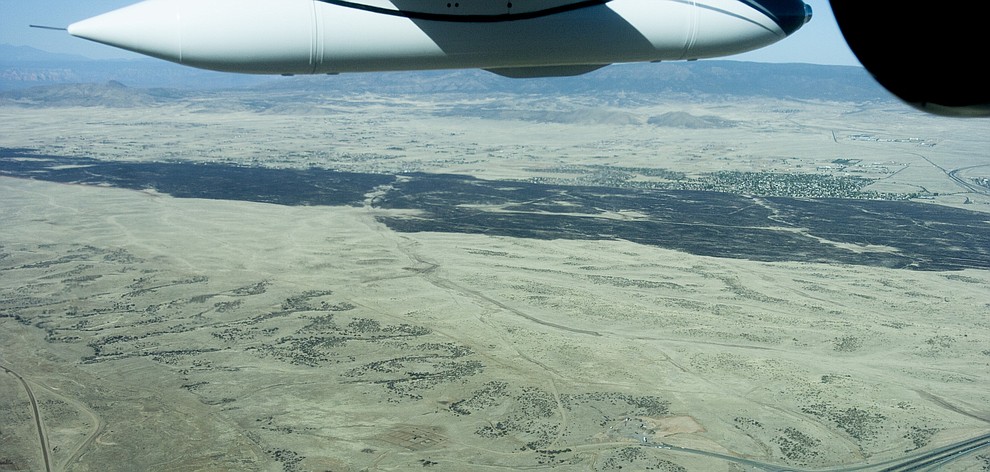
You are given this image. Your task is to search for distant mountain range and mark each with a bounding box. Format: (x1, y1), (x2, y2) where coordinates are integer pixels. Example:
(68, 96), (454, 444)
(1, 44), (891, 103)
(0, 44), (267, 91)
(1, 44), (93, 63)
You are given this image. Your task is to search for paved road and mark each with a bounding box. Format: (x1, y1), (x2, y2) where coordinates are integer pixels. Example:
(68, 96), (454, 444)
(637, 431), (990, 472)
(0, 361), (52, 472)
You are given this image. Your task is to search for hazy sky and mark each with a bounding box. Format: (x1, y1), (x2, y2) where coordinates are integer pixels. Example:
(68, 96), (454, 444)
(1, 0), (859, 66)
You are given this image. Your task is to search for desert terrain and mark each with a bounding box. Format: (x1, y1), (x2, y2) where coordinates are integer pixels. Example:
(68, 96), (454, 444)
(1, 80), (989, 471)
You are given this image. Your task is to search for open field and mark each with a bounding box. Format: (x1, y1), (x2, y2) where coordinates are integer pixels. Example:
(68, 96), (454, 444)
(1, 91), (989, 471)
(2, 89), (990, 208)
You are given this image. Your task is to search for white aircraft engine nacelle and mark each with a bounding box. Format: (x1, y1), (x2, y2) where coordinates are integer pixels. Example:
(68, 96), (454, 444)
(68, 0), (812, 76)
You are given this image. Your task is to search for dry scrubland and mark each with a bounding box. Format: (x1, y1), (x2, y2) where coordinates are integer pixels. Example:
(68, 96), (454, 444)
(1, 94), (989, 471)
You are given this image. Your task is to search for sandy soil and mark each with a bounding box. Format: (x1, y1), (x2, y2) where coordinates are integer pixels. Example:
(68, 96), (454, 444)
(1, 95), (988, 471)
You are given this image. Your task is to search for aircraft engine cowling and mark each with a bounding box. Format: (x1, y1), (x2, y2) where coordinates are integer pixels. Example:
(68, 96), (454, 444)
(68, 0), (812, 77)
